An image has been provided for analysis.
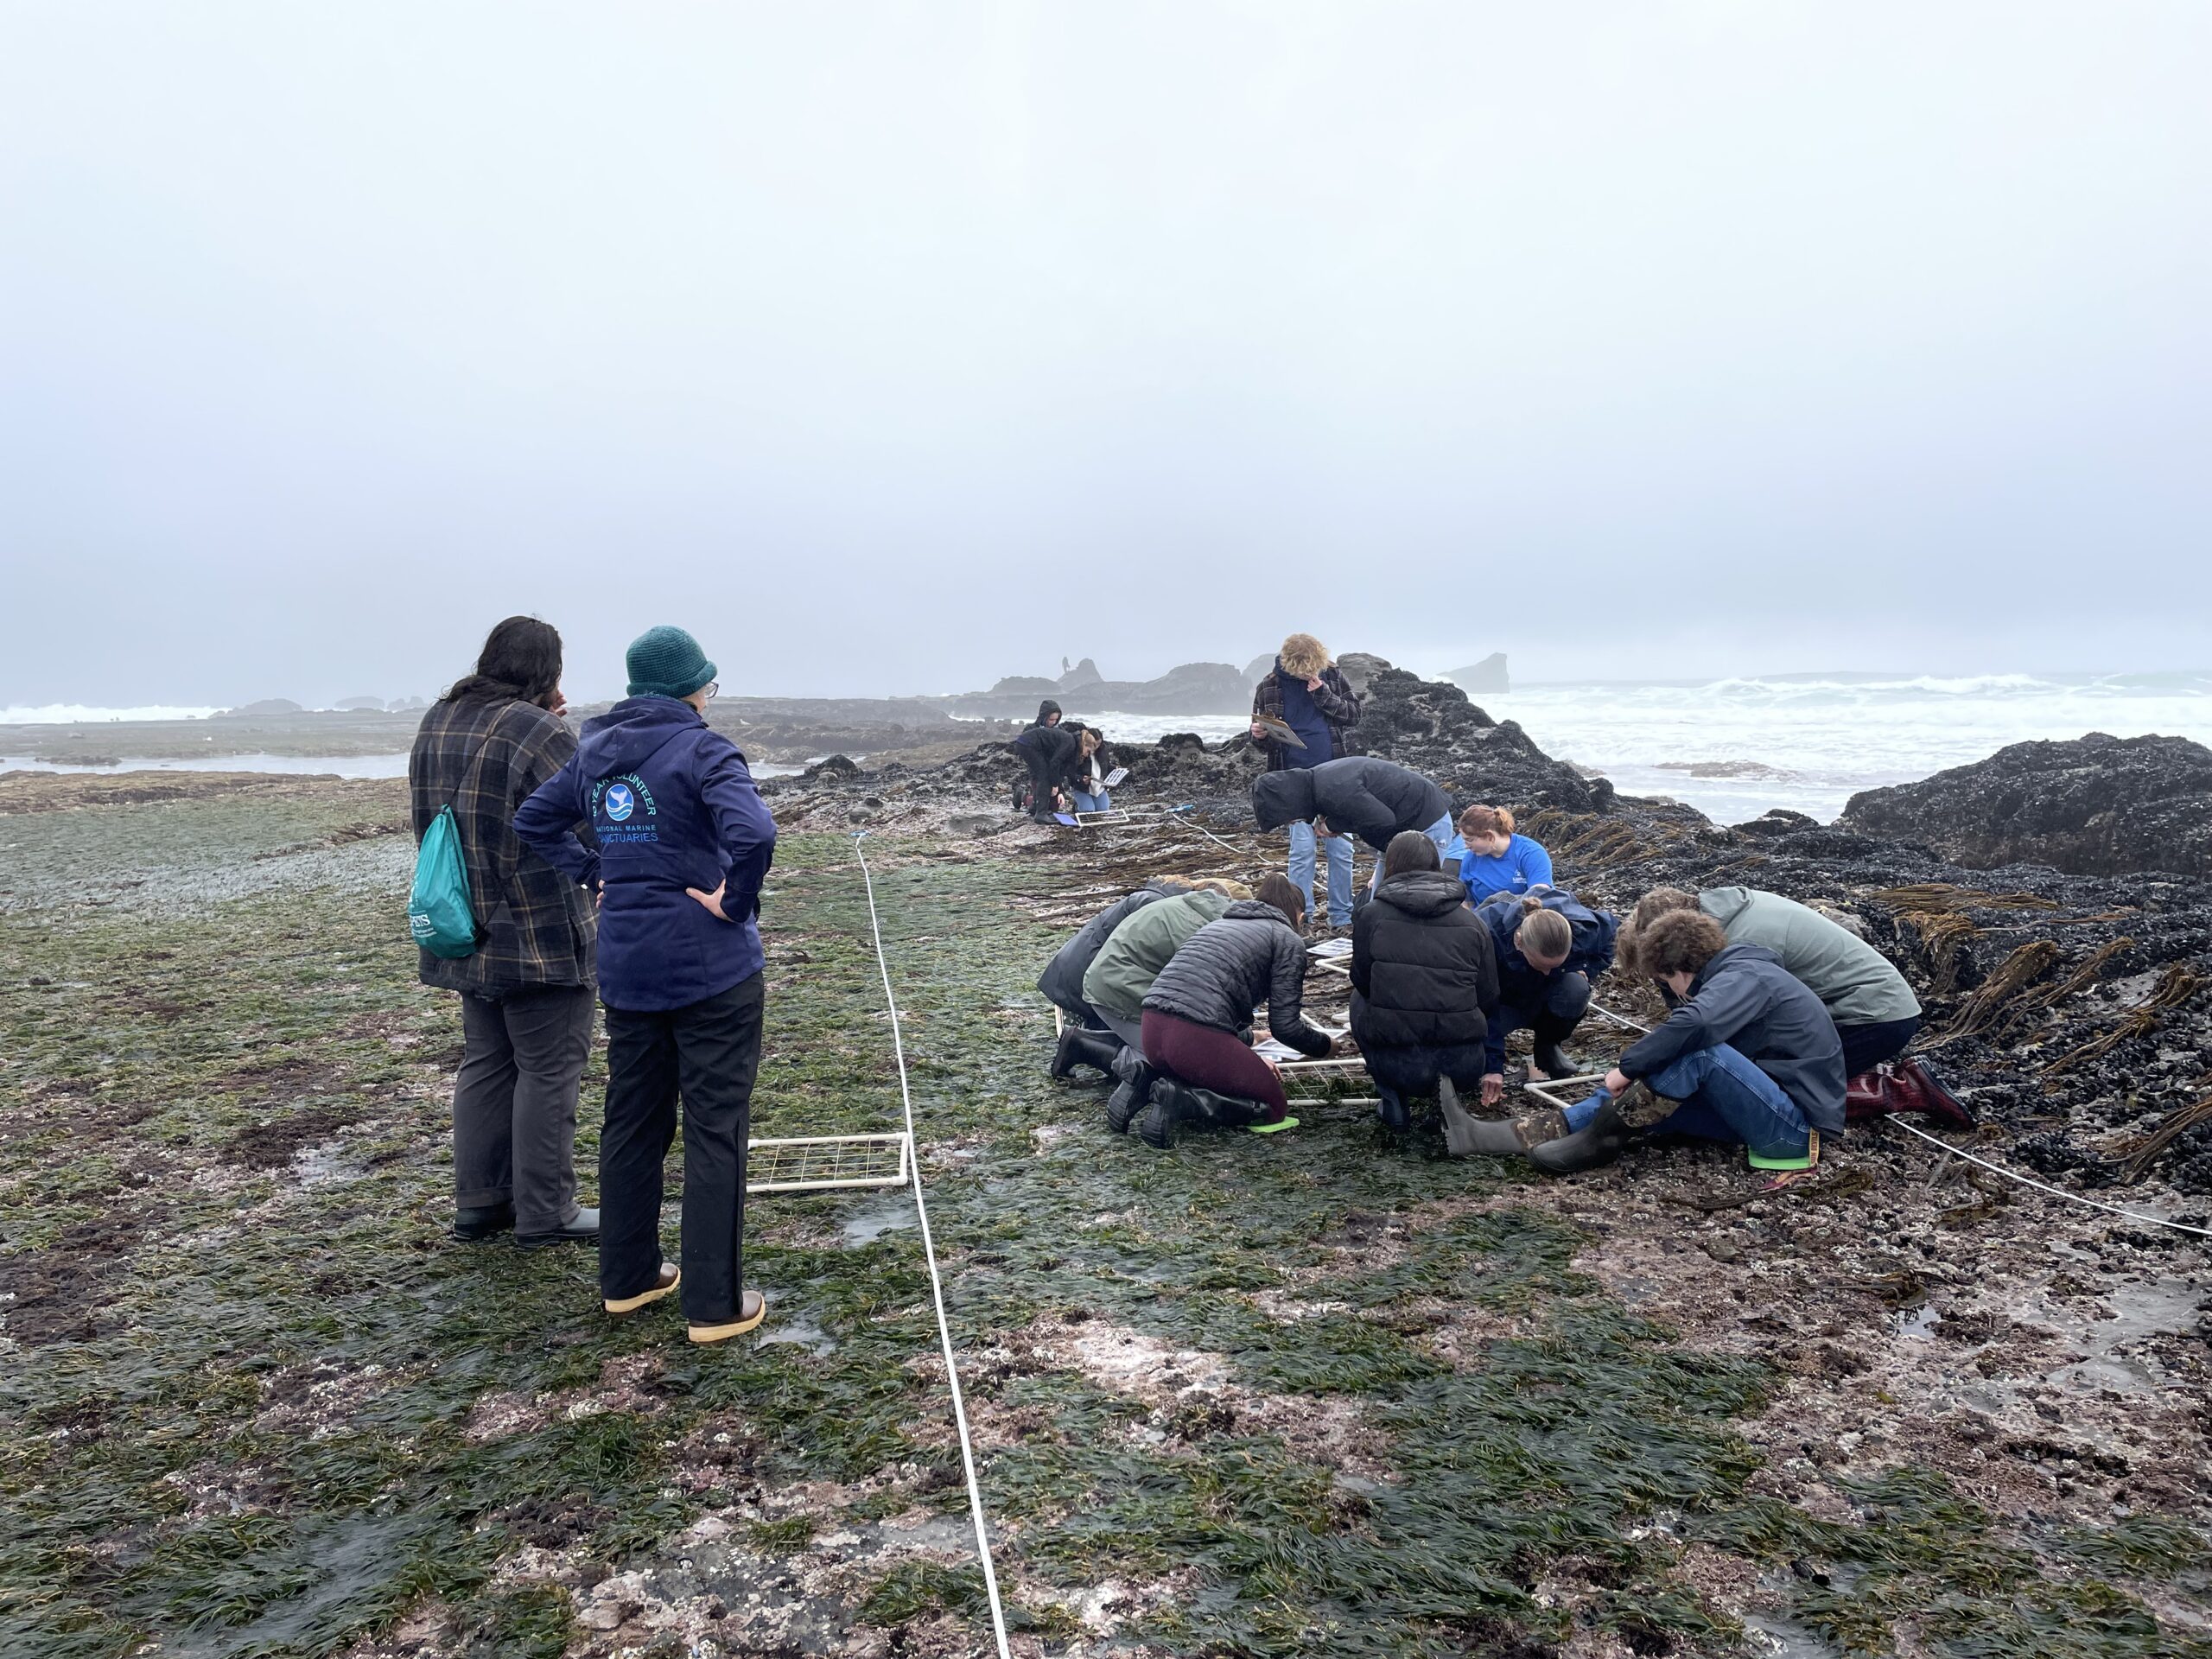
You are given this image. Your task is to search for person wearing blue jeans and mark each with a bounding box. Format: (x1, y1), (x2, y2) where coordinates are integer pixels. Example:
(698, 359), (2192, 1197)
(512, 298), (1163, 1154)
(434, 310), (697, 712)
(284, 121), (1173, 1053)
(1287, 819), (1356, 925)
(1526, 906), (1846, 1175)
(1249, 633), (1363, 928)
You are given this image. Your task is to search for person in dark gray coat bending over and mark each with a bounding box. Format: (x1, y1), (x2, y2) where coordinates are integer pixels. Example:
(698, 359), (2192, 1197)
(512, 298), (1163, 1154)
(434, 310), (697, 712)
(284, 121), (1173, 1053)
(1250, 755), (1452, 905)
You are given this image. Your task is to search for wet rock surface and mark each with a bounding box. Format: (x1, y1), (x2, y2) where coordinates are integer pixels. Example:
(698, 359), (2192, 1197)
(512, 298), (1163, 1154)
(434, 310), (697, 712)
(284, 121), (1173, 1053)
(1840, 731), (2212, 879)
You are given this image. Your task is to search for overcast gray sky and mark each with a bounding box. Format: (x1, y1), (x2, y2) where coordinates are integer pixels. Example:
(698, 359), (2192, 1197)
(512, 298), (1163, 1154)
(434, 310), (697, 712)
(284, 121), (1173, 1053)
(3, 3), (2208, 705)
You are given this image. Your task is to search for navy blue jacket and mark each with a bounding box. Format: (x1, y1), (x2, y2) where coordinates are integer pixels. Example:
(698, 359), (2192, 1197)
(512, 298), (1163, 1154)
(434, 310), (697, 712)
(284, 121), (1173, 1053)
(1477, 888), (1618, 1071)
(514, 696), (777, 1013)
(1620, 943), (1847, 1134)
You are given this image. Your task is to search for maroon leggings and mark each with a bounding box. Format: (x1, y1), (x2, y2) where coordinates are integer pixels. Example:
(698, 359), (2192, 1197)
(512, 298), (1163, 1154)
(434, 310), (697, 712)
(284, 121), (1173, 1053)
(1141, 1010), (1290, 1122)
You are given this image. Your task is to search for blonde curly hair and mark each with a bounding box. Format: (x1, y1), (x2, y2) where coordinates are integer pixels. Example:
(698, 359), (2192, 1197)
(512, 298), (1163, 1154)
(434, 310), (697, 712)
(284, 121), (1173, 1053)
(1278, 633), (1331, 678)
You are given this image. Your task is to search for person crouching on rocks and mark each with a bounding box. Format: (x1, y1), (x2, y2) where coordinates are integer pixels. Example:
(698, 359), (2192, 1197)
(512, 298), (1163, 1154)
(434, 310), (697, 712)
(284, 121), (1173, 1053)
(1135, 874), (1338, 1147)
(1507, 908), (1847, 1175)
(1082, 879), (1249, 1132)
(1455, 804), (1554, 907)
(514, 625), (778, 1344)
(1351, 832), (1499, 1129)
(1068, 727), (1115, 813)
(1475, 887), (1618, 1102)
(1624, 886), (1922, 1077)
(1038, 877), (1198, 1078)
(1011, 710), (1082, 823)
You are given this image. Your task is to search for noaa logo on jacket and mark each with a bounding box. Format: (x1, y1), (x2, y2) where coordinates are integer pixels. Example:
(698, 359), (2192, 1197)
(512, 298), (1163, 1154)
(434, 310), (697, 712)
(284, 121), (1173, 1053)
(591, 773), (661, 842)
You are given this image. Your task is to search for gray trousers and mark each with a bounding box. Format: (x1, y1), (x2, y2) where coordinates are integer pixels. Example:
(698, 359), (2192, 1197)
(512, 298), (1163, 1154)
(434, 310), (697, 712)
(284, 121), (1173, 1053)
(454, 984), (594, 1232)
(1098, 1010), (1145, 1051)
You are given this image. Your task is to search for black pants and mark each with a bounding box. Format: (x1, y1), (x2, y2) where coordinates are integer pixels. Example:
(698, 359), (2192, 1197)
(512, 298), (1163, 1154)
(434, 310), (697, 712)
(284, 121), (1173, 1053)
(1497, 970), (1593, 1061)
(1840, 1014), (1921, 1077)
(600, 973), (765, 1325)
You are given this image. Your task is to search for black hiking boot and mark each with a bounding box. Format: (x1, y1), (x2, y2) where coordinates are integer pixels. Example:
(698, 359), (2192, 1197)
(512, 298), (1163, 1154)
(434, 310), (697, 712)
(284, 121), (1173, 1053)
(452, 1201), (516, 1242)
(1103, 1046), (1154, 1133)
(1136, 1087), (1183, 1149)
(1052, 1026), (1119, 1079)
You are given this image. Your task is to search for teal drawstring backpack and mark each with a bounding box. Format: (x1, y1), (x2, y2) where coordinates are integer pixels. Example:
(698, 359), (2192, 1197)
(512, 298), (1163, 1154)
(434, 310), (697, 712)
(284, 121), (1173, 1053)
(408, 719), (500, 958)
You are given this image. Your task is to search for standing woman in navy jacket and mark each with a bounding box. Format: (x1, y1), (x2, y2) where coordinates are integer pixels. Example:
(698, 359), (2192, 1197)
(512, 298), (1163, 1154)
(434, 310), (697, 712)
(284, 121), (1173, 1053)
(516, 626), (778, 1344)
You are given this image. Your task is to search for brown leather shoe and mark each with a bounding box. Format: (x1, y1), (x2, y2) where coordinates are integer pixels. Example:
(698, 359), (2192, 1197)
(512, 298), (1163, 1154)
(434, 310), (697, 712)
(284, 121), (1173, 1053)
(689, 1289), (767, 1344)
(603, 1262), (679, 1315)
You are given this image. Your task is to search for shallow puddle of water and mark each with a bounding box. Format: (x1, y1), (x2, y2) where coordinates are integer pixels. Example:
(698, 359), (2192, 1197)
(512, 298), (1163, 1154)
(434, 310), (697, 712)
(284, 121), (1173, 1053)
(2038, 1275), (2204, 1395)
(1895, 1303), (1942, 1338)
(759, 1315), (837, 1356)
(839, 1192), (918, 1245)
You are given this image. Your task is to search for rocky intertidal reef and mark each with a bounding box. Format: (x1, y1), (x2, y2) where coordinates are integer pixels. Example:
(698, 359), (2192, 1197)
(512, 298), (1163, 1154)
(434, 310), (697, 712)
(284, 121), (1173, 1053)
(1841, 731), (2212, 879)
(762, 659), (2212, 1199)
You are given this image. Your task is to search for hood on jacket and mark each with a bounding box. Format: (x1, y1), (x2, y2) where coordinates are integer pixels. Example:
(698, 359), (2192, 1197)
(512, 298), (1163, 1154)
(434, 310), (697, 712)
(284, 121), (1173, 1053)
(1033, 699), (1063, 727)
(1700, 886), (1754, 925)
(1223, 898), (1298, 930)
(577, 695), (705, 776)
(1694, 940), (1780, 988)
(1251, 769), (1317, 830)
(1374, 869), (1468, 918)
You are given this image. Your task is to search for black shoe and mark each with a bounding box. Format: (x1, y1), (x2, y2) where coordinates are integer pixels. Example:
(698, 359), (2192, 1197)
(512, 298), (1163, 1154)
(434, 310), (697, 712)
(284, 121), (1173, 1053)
(1135, 1091), (1180, 1149)
(1151, 1078), (1268, 1132)
(1103, 1048), (1154, 1132)
(452, 1202), (515, 1242)
(517, 1205), (601, 1248)
(1532, 1039), (1578, 1080)
(1529, 1096), (1631, 1175)
(1376, 1085), (1408, 1131)
(1052, 1026), (1120, 1079)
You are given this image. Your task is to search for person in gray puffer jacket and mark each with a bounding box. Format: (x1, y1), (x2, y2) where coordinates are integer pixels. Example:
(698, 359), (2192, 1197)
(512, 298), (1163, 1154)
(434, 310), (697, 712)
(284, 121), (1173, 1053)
(1135, 874), (1337, 1147)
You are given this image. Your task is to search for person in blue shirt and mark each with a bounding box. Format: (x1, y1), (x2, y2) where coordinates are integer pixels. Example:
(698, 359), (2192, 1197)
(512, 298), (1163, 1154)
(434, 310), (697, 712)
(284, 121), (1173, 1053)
(1456, 804), (1554, 906)
(515, 625), (777, 1347)
(1249, 632), (1363, 928)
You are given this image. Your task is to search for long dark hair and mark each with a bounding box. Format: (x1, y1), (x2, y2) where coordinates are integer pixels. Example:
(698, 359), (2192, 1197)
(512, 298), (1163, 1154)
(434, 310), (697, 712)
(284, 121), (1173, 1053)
(444, 616), (563, 708)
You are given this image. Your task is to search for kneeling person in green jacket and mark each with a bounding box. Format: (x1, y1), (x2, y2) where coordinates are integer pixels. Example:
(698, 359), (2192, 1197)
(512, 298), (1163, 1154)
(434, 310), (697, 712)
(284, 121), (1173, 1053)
(1082, 878), (1249, 1131)
(1625, 886), (1920, 1076)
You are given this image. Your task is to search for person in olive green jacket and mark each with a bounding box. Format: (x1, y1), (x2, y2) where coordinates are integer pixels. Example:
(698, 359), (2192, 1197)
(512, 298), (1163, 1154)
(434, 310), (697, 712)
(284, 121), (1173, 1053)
(1083, 880), (1248, 1048)
(1624, 886), (1921, 1076)
(1083, 880), (1249, 1133)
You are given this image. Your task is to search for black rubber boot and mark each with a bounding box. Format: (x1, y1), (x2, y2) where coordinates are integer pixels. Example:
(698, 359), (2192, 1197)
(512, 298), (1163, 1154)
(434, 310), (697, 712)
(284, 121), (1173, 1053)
(1103, 1047), (1154, 1133)
(1052, 1026), (1120, 1079)
(1532, 1039), (1578, 1080)
(1376, 1084), (1408, 1131)
(1136, 1084), (1184, 1149)
(1529, 1094), (1632, 1175)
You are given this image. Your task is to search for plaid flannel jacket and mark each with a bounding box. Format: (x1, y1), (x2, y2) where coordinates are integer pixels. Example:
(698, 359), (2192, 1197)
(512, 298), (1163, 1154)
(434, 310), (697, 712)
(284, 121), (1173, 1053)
(408, 696), (595, 995)
(1249, 663), (1363, 772)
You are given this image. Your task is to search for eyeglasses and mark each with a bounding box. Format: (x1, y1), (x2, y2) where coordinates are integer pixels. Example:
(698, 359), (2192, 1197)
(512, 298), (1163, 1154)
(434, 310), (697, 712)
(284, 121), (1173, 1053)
(701, 682), (720, 700)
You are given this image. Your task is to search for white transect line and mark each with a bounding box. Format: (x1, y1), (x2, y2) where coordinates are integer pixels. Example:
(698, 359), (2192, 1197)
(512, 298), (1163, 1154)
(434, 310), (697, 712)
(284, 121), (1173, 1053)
(1885, 1117), (2212, 1238)
(850, 833), (1014, 1658)
(1168, 806), (1249, 856)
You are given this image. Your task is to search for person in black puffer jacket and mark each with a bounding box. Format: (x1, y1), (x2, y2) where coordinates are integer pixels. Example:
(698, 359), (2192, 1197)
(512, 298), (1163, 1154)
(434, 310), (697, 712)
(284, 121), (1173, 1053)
(1351, 832), (1499, 1128)
(1137, 874), (1336, 1147)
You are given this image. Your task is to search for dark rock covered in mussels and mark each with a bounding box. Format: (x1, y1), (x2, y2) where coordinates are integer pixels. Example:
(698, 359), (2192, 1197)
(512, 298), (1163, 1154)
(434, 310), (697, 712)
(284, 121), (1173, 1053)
(1840, 732), (2212, 879)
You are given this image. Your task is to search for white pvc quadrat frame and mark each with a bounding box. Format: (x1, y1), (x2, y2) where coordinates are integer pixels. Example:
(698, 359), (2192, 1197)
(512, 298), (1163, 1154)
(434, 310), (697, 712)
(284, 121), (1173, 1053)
(1518, 1072), (1611, 1110)
(746, 1132), (912, 1194)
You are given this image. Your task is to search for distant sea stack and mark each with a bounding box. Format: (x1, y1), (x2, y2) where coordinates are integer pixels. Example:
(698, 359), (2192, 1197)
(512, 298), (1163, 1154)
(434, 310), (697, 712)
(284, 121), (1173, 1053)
(214, 698), (306, 719)
(1840, 731), (2212, 879)
(1446, 653), (1510, 695)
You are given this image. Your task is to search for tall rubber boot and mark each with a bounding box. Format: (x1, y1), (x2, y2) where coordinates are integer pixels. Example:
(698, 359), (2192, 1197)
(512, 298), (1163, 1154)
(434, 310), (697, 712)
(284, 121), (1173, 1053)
(1104, 1047), (1155, 1133)
(1529, 1090), (1634, 1174)
(1532, 1038), (1579, 1080)
(1052, 1026), (1120, 1079)
(1140, 1079), (1268, 1147)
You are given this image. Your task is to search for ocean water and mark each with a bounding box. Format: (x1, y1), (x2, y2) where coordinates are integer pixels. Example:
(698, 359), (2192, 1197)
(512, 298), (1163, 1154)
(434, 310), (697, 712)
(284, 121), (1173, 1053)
(0, 703), (222, 723)
(1089, 672), (2212, 824)
(1483, 671), (2212, 823)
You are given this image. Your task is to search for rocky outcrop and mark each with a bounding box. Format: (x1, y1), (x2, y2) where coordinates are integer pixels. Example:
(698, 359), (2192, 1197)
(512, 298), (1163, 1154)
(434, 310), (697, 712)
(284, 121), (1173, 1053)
(1841, 733), (2212, 879)
(1446, 652), (1510, 695)
(1357, 666), (1612, 813)
(952, 662), (1250, 719)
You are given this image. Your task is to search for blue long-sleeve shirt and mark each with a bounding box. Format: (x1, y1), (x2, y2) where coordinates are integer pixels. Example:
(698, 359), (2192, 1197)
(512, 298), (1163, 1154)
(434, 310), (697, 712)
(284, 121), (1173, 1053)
(1458, 834), (1554, 906)
(515, 696), (775, 1012)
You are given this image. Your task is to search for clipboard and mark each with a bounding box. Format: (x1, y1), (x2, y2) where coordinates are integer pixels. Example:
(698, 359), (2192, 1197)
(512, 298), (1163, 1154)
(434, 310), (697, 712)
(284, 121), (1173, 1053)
(1103, 766), (1128, 788)
(1252, 715), (1306, 749)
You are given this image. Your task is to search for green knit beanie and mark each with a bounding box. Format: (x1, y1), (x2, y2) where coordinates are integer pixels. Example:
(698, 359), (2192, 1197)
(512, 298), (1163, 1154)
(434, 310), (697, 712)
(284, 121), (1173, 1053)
(625, 626), (717, 699)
